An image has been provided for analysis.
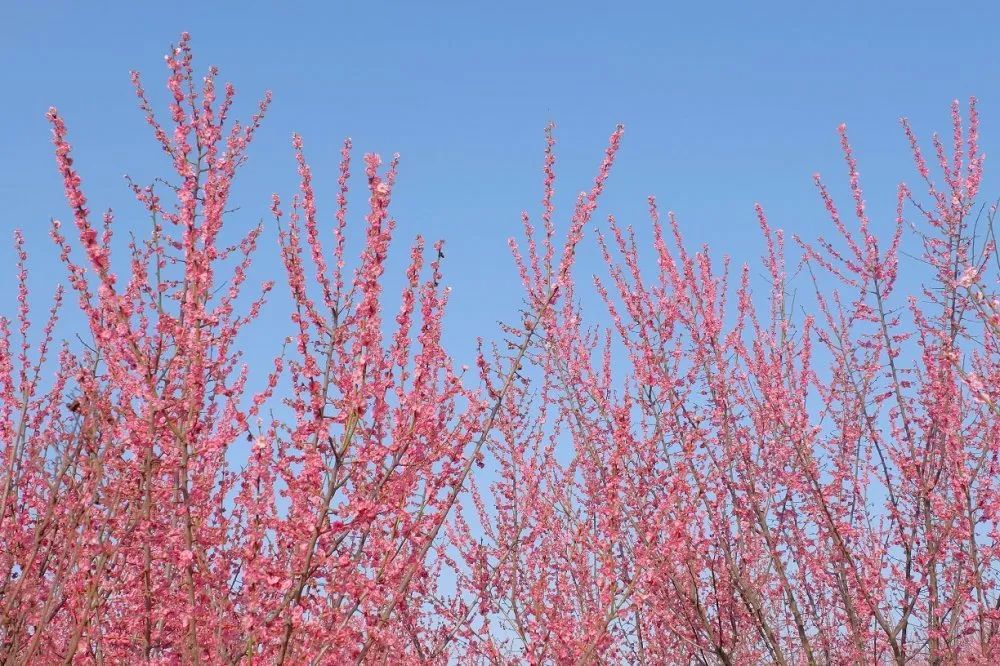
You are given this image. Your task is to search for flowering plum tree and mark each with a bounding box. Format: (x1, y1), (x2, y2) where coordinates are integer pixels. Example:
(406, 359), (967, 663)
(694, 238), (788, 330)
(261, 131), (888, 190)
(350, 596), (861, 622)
(1, 34), (998, 665)
(454, 104), (998, 664)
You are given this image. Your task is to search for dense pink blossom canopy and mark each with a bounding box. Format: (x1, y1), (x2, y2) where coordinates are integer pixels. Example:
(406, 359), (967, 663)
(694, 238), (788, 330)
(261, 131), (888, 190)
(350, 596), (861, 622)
(1, 34), (999, 665)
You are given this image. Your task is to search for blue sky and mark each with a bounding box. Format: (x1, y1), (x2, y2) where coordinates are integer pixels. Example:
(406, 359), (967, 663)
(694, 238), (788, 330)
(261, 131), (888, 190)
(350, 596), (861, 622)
(2, 1), (998, 368)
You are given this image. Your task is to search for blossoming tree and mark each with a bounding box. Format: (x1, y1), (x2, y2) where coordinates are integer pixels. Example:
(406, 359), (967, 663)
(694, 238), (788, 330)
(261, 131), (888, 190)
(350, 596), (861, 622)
(1, 35), (998, 665)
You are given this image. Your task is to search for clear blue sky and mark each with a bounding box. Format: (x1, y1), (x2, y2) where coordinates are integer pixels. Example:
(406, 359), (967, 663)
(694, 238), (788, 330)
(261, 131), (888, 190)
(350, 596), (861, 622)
(2, 1), (998, 366)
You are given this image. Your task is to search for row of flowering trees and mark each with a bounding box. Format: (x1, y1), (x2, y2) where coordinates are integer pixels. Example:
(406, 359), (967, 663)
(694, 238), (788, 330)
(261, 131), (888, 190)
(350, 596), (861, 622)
(1, 34), (998, 664)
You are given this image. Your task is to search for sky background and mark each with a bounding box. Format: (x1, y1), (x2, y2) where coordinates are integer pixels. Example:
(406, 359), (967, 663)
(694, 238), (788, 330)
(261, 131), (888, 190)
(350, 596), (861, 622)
(2, 1), (999, 375)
